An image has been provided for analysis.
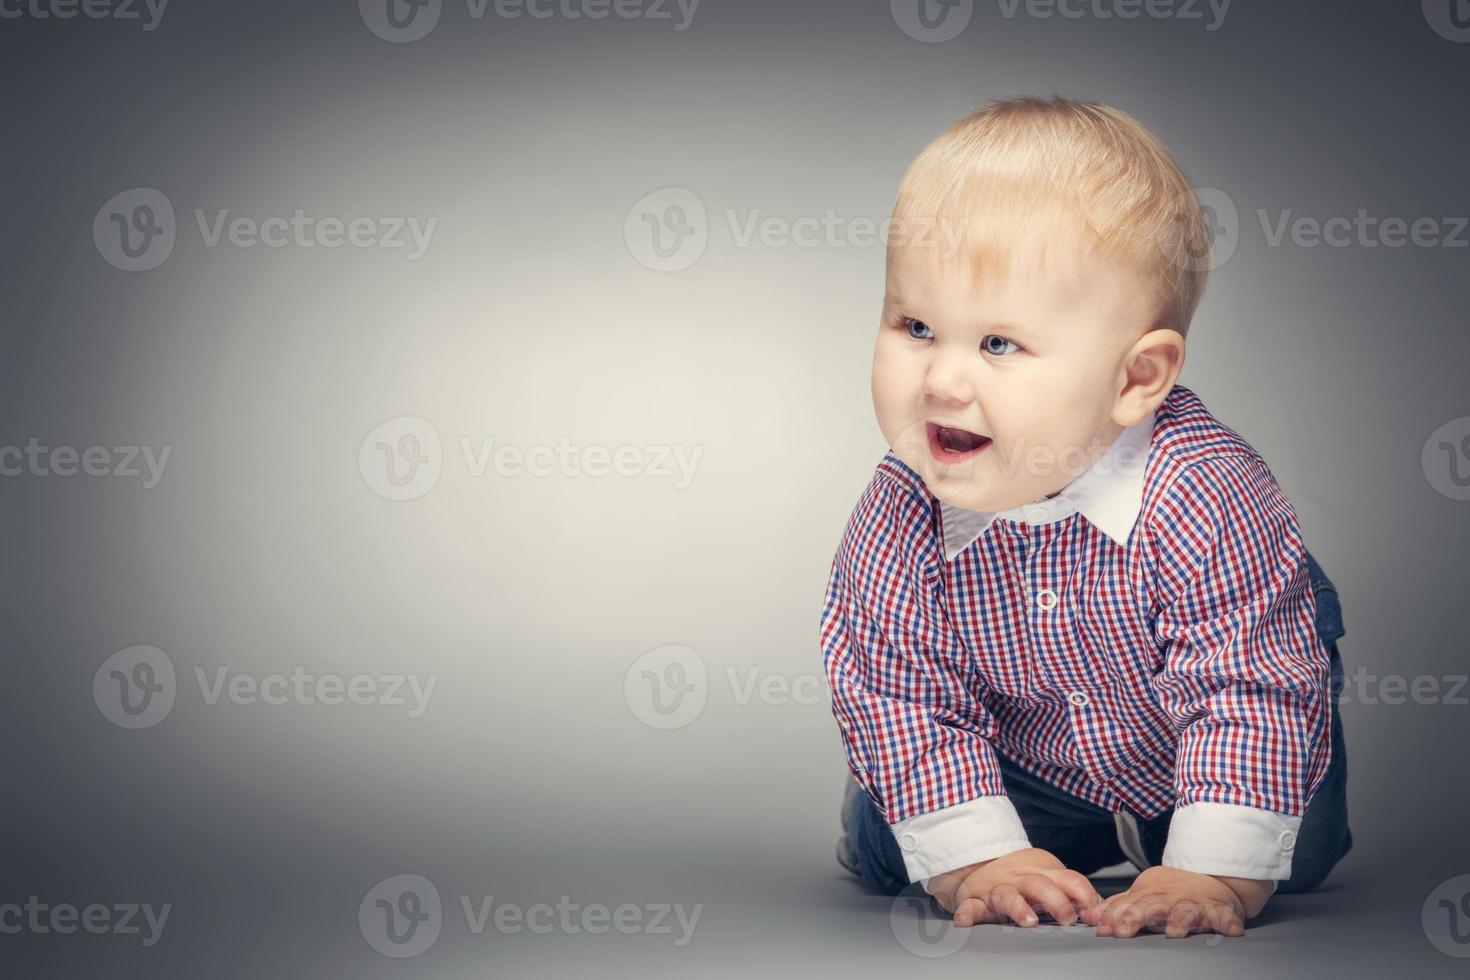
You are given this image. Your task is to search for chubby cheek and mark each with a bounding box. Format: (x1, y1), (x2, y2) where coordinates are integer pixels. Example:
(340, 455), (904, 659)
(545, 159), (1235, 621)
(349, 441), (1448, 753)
(870, 344), (918, 446)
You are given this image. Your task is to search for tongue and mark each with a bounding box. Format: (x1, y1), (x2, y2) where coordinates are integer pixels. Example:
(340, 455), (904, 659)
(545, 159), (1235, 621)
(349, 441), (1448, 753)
(940, 427), (983, 453)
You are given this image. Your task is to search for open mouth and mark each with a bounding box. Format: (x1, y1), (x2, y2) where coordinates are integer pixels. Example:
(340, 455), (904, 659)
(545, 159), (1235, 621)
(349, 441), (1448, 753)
(926, 421), (992, 463)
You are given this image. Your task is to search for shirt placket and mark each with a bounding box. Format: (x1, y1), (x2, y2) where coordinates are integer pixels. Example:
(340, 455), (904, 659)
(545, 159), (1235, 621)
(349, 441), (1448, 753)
(1022, 518), (1095, 738)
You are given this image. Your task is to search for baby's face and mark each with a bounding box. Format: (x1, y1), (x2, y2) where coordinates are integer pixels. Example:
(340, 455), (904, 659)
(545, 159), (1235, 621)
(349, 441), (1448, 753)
(872, 228), (1156, 514)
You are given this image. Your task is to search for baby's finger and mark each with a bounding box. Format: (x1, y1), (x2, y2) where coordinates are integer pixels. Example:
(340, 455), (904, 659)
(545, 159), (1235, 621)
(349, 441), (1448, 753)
(1016, 873), (1080, 926)
(1113, 897), (1155, 938)
(1092, 893), (1125, 933)
(1164, 900), (1202, 939)
(1079, 891), (1116, 927)
(944, 876), (981, 916)
(1096, 895), (1129, 937)
(1046, 869), (1104, 914)
(1200, 900), (1245, 937)
(952, 896), (992, 928)
(1137, 895), (1176, 933)
(989, 883), (1038, 927)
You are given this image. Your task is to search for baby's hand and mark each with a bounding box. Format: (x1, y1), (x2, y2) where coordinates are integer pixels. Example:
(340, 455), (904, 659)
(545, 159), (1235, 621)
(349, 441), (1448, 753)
(926, 848), (1103, 928)
(1079, 866), (1246, 939)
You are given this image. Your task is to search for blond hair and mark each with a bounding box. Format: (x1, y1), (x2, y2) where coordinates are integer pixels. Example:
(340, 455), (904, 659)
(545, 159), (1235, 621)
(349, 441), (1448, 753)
(890, 96), (1211, 337)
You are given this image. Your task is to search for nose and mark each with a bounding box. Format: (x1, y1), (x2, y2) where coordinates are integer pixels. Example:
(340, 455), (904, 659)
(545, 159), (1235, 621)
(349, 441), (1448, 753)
(921, 348), (974, 406)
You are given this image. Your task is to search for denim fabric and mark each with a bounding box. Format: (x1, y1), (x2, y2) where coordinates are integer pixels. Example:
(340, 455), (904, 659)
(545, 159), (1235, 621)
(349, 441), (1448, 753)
(843, 549), (1352, 896)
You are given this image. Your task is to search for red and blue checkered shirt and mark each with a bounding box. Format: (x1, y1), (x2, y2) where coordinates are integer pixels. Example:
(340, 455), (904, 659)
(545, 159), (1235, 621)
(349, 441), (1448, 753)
(821, 384), (1333, 882)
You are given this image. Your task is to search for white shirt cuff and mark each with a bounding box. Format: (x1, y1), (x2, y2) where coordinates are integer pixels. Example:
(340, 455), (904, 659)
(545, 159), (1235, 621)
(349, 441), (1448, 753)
(1161, 801), (1300, 885)
(891, 795), (1032, 887)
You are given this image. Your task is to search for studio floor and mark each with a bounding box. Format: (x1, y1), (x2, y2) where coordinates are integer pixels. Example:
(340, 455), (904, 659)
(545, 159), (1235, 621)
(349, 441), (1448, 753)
(8, 845), (1461, 979)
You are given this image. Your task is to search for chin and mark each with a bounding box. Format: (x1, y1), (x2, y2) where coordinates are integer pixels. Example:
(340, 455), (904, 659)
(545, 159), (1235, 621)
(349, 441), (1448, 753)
(918, 465), (991, 510)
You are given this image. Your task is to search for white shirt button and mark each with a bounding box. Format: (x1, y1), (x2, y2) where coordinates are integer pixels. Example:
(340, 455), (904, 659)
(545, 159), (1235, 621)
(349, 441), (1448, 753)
(1026, 506), (1048, 524)
(899, 833), (918, 853)
(1067, 691), (1089, 707)
(1279, 829), (1296, 851)
(1035, 589), (1058, 610)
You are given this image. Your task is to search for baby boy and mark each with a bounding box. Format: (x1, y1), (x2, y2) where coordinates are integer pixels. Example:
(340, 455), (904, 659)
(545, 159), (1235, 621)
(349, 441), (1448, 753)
(821, 97), (1352, 939)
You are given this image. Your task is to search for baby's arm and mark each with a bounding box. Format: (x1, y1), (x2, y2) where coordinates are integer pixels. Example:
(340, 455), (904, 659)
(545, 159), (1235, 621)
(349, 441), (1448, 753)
(1135, 455), (1334, 930)
(821, 476), (1100, 924)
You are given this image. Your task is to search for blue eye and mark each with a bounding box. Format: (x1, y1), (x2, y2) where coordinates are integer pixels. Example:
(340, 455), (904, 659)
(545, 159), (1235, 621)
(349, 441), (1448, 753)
(905, 318), (933, 340)
(981, 334), (1020, 357)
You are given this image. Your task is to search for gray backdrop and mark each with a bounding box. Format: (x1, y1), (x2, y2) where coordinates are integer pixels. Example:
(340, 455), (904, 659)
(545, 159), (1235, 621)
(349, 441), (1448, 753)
(2, 1), (1468, 976)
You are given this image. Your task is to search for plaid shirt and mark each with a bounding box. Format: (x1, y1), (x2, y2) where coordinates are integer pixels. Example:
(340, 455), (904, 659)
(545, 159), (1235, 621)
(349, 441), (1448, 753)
(821, 384), (1333, 883)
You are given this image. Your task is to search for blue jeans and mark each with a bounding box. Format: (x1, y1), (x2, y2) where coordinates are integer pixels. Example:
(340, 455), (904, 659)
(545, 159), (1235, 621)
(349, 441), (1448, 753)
(845, 550), (1353, 896)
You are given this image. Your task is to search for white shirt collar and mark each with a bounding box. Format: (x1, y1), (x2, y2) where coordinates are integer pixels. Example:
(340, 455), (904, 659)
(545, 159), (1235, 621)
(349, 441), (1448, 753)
(937, 408), (1157, 561)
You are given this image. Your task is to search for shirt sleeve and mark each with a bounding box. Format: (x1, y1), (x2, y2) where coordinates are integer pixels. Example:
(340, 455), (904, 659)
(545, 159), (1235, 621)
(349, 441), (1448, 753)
(821, 474), (1030, 882)
(1148, 454), (1333, 881)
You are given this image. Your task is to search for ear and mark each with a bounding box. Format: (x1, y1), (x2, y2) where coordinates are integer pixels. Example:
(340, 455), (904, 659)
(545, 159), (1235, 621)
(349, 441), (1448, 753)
(1112, 328), (1185, 427)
